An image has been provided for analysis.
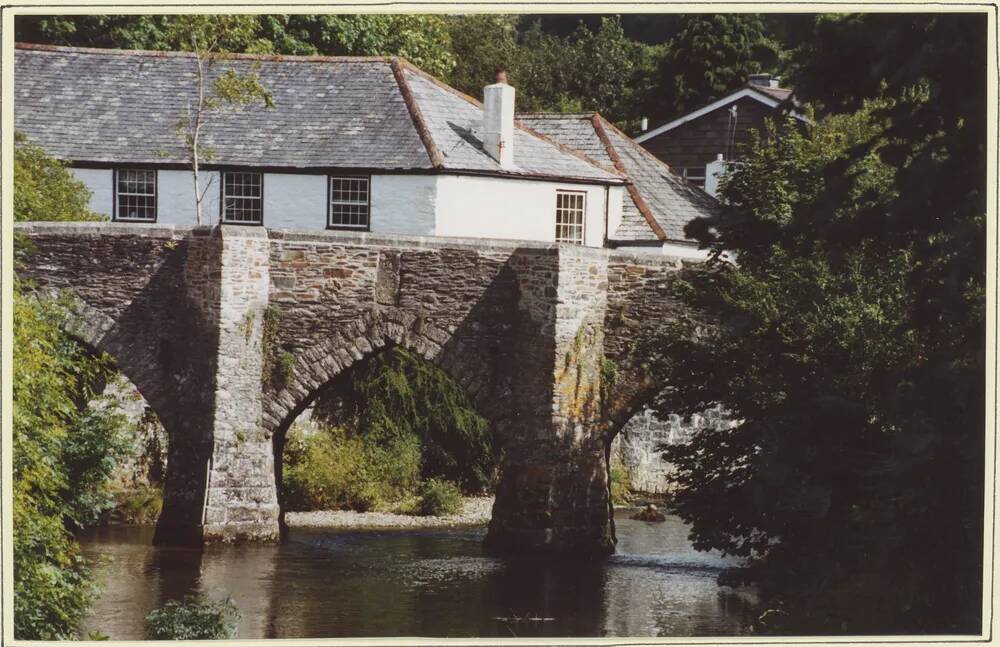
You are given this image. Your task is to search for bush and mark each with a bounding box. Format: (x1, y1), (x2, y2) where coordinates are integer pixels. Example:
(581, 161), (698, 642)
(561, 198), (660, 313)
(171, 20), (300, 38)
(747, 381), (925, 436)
(609, 458), (633, 506)
(280, 422), (421, 512)
(145, 595), (239, 640)
(317, 346), (497, 494)
(13, 289), (132, 638)
(112, 484), (163, 524)
(416, 479), (463, 517)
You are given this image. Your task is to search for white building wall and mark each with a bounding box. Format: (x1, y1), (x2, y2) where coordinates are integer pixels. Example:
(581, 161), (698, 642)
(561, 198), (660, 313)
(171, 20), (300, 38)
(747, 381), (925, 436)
(262, 173), (327, 230)
(67, 168), (619, 247)
(157, 170), (221, 225)
(606, 185), (625, 241)
(70, 168), (113, 218)
(369, 175), (437, 236)
(433, 175), (612, 248)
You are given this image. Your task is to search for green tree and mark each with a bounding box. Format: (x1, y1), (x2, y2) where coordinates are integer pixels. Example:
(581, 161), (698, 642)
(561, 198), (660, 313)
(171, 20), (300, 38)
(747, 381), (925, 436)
(285, 15), (456, 78)
(163, 16), (275, 225)
(13, 137), (132, 639)
(13, 133), (101, 223)
(316, 347), (496, 494)
(446, 14), (520, 97)
(651, 12), (986, 633)
(653, 14), (782, 120)
(569, 16), (652, 126)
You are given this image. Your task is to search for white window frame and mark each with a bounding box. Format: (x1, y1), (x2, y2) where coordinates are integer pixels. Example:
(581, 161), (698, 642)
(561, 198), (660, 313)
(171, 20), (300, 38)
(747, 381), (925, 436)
(555, 190), (586, 245)
(114, 168), (157, 222)
(221, 171), (264, 225)
(327, 175), (371, 230)
(682, 167), (706, 188)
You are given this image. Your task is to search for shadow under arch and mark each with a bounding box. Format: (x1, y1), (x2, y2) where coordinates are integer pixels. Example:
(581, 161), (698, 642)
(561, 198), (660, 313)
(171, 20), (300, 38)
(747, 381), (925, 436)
(52, 295), (176, 440)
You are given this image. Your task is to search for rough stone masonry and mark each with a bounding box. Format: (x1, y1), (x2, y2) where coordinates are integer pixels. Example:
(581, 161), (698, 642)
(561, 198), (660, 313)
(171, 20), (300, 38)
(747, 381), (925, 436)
(16, 222), (689, 555)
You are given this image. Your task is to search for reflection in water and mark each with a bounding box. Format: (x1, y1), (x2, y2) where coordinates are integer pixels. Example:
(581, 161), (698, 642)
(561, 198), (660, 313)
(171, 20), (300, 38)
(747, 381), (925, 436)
(79, 512), (756, 639)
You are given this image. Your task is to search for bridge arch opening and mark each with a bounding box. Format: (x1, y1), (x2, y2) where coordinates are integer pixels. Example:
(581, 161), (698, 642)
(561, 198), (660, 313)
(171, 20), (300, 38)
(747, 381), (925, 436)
(270, 341), (501, 533)
(57, 329), (170, 527)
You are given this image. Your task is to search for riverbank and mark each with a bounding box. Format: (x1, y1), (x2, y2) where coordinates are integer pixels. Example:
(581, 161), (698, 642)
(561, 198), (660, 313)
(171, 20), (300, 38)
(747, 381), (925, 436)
(285, 496), (494, 529)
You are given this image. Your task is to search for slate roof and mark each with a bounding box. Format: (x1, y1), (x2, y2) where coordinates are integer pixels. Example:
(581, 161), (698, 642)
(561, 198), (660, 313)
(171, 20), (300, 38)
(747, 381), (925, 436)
(14, 44), (622, 185)
(520, 113), (719, 243)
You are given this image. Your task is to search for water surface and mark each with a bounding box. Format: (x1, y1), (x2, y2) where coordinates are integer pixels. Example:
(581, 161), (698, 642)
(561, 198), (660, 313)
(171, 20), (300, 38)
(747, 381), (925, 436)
(78, 511), (756, 638)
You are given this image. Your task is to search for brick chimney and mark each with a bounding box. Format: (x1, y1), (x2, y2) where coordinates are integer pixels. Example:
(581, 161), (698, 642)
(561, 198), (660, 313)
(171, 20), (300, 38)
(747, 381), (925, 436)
(748, 73), (780, 89)
(483, 69), (515, 168)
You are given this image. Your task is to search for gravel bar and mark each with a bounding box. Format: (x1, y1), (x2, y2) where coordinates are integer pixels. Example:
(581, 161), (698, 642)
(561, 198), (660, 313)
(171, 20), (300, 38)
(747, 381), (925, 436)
(285, 496), (494, 530)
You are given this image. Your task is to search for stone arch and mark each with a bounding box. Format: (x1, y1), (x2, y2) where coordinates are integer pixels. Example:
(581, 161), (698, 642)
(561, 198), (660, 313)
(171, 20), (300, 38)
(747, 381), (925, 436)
(49, 293), (178, 440)
(261, 306), (506, 532)
(262, 306), (508, 441)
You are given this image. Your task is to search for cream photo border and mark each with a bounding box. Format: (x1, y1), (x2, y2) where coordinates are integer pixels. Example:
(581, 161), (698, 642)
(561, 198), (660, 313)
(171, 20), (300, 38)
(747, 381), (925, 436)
(0, 2), (996, 645)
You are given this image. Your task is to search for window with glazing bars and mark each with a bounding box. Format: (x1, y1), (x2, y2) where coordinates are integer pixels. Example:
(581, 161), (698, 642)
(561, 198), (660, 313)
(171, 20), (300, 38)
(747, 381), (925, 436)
(682, 167), (706, 189)
(555, 191), (585, 245)
(328, 176), (370, 229)
(221, 172), (263, 224)
(115, 169), (157, 221)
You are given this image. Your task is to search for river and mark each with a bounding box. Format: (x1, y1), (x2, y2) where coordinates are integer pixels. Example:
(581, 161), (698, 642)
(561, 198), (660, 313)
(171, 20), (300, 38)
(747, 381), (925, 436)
(78, 511), (757, 639)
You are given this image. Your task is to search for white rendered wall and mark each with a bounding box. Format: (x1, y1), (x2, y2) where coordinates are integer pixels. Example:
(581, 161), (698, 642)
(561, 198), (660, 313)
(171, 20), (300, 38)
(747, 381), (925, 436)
(606, 185), (625, 239)
(434, 175), (611, 248)
(70, 168), (113, 218)
(157, 170), (221, 225)
(263, 173), (327, 230)
(369, 175), (437, 236)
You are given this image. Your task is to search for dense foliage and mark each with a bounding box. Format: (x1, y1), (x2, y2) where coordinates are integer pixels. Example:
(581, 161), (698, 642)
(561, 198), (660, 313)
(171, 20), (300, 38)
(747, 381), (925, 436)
(15, 13), (788, 129)
(145, 596), (240, 639)
(13, 132), (101, 223)
(416, 479), (464, 517)
(281, 422), (421, 512)
(282, 346), (496, 512)
(651, 13), (986, 633)
(13, 135), (136, 639)
(651, 14), (782, 120)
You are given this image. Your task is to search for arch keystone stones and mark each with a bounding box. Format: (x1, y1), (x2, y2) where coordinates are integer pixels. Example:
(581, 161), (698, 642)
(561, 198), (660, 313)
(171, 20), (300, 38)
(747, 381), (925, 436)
(15, 222), (686, 555)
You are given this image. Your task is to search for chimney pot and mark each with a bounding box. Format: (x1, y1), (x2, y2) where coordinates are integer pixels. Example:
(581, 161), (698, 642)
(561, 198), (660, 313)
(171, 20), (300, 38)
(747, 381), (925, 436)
(493, 68), (509, 84)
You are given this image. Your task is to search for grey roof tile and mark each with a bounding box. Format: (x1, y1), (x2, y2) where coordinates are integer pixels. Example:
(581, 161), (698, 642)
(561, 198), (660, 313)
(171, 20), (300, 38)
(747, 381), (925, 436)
(402, 68), (621, 182)
(15, 44), (622, 184)
(15, 46), (430, 169)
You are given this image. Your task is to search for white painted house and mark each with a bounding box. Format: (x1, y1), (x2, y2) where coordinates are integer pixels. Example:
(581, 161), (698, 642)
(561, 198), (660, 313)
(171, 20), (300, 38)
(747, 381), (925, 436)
(15, 43), (719, 251)
(521, 112), (720, 259)
(14, 43), (633, 248)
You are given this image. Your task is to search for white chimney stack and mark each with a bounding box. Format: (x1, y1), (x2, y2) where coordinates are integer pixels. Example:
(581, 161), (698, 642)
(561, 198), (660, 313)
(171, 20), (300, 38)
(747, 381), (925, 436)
(640, 116), (648, 132)
(483, 70), (515, 168)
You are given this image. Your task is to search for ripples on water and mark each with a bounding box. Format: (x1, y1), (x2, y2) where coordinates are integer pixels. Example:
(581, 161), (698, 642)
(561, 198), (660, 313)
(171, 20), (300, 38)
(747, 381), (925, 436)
(78, 512), (757, 639)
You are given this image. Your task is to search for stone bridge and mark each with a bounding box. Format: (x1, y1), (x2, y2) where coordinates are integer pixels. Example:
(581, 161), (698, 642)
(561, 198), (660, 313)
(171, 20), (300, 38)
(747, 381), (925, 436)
(16, 223), (689, 555)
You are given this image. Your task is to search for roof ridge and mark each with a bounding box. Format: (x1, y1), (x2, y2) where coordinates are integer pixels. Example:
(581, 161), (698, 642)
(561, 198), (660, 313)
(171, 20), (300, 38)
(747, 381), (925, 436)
(390, 57), (444, 169)
(518, 112), (596, 119)
(398, 61), (624, 180)
(599, 115), (719, 212)
(590, 114), (667, 242)
(599, 114), (687, 182)
(14, 42), (393, 64)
